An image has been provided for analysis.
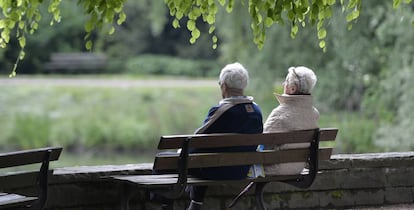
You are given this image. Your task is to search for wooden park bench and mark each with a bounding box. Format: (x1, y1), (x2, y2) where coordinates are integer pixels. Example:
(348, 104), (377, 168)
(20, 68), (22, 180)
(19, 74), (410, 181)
(43, 52), (107, 73)
(0, 147), (62, 210)
(109, 128), (338, 210)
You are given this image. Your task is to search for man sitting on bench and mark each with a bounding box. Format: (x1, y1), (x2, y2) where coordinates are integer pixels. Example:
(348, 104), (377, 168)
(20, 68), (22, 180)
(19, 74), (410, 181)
(180, 62), (263, 210)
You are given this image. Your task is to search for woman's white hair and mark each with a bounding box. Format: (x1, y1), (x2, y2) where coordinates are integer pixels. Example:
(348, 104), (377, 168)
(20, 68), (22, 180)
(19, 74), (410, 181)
(219, 62), (249, 90)
(286, 66), (317, 94)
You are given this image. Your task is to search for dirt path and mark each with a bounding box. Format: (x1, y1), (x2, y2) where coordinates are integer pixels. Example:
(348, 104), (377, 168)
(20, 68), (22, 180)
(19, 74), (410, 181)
(0, 77), (217, 88)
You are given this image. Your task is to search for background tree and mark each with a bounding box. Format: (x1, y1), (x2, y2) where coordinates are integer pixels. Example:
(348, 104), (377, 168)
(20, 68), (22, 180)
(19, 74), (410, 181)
(0, 0), (376, 76)
(1, 0), (414, 154)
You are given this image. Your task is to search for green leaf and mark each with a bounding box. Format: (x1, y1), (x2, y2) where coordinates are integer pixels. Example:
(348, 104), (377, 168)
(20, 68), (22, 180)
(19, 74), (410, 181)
(18, 36), (26, 48)
(172, 19), (180, 28)
(226, 0), (234, 12)
(108, 26), (115, 35)
(0, 20), (6, 29)
(86, 40), (93, 50)
(187, 19), (196, 30)
(346, 10), (359, 22)
(291, 24), (298, 38)
(347, 0), (357, 9)
(19, 50), (25, 60)
(176, 10), (184, 20)
(84, 20), (94, 33)
(393, 0), (401, 8)
(288, 10), (295, 20)
(318, 28), (327, 39)
(206, 15), (215, 24)
(319, 40), (326, 49)
(327, 0), (336, 5)
(208, 26), (215, 34)
(9, 65), (17, 77)
(117, 12), (127, 25)
(18, 21), (25, 29)
(264, 17), (273, 27)
(191, 28), (201, 39)
(212, 35), (218, 43)
(1, 31), (10, 43)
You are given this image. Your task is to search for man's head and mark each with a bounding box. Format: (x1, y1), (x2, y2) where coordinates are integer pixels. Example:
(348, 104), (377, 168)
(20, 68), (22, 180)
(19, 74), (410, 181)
(283, 66), (317, 95)
(219, 62), (249, 98)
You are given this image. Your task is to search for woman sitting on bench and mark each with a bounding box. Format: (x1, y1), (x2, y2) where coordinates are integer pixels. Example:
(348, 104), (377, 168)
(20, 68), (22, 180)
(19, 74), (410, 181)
(263, 66), (319, 175)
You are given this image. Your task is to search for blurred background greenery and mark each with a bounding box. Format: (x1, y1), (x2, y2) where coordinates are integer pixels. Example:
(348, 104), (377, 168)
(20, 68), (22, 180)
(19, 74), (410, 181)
(1, 1), (413, 166)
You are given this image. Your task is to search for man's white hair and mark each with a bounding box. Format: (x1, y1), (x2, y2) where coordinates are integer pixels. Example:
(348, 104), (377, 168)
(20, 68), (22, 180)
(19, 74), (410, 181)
(286, 66), (317, 94)
(219, 62), (249, 90)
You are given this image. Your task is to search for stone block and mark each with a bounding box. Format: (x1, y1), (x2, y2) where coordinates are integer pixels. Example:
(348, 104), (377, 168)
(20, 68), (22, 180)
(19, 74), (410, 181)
(386, 167), (414, 187)
(319, 190), (357, 208)
(353, 189), (385, 206)
(385, 187), (413, 204)
(310, 169), (349, 190)
(285, 191), (320, 209)
(341, 168), (386, 189)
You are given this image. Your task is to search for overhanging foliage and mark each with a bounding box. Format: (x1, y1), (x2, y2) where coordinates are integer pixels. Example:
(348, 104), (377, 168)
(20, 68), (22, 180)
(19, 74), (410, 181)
(0, 0), (413, 76)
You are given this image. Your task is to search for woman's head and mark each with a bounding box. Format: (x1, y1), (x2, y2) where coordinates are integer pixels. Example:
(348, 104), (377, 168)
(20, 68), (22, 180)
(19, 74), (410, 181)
(219, 62), (249, 91)
(284, 66), (317, 95)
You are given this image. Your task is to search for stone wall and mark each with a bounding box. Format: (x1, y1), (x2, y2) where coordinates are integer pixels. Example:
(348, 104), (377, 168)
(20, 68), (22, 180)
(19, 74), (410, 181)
(2, 152), (414, 210)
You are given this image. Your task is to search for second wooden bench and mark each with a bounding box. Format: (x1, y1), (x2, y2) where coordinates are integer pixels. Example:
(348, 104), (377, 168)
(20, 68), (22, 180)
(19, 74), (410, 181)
(109, 128), (338, 210)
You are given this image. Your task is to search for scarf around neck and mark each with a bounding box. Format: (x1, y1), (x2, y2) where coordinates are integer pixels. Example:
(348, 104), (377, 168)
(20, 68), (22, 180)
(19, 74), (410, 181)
(195, 96), (254, 134)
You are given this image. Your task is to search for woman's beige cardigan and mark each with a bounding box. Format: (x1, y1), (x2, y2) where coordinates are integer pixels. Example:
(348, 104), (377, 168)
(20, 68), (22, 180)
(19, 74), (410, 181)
(263, 94), (319, 175)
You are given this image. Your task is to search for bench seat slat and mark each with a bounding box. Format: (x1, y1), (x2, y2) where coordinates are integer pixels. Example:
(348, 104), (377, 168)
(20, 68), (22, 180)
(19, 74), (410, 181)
(110, 174), (303, 188)
(158, 128), (337, 150)
(0, 193), (37, 209)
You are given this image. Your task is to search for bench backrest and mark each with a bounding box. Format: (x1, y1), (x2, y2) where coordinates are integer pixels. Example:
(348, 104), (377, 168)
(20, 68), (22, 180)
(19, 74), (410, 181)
(153, 128), (337, 171)
(0, 147), (62, 169)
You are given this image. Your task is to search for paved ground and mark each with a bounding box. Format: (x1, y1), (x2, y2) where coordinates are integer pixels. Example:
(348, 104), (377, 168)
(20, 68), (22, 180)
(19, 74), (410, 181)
(353, 204), (414, 209)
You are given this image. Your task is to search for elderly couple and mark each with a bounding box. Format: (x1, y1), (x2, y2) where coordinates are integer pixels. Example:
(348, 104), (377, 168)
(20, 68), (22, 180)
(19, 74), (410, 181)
(159, 62), (319, 210)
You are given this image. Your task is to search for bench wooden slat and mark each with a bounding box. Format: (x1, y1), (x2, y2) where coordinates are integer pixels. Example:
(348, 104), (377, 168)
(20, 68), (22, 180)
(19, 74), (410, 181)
(154, 149), (311, 170)
(158, 128), (337, 150)
(110, 174), (303, 188)
(319, 128), (338, 142)
(153, 147), (333, 171)
(319, 147), (333, 160)
(0, 193), (37, 209)
(0, 147), (62, 169)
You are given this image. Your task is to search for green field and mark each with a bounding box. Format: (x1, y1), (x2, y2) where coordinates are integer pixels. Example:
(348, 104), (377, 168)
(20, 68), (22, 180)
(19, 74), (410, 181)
(0, 76), (378, 167)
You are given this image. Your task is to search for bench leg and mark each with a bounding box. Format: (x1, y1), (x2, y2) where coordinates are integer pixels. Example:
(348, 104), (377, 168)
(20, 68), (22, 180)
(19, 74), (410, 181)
(227, 182), (255, 208)
(255, 182), (268, 210)
(121, 184), (137, 210)
(161, 202), (175, 210)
